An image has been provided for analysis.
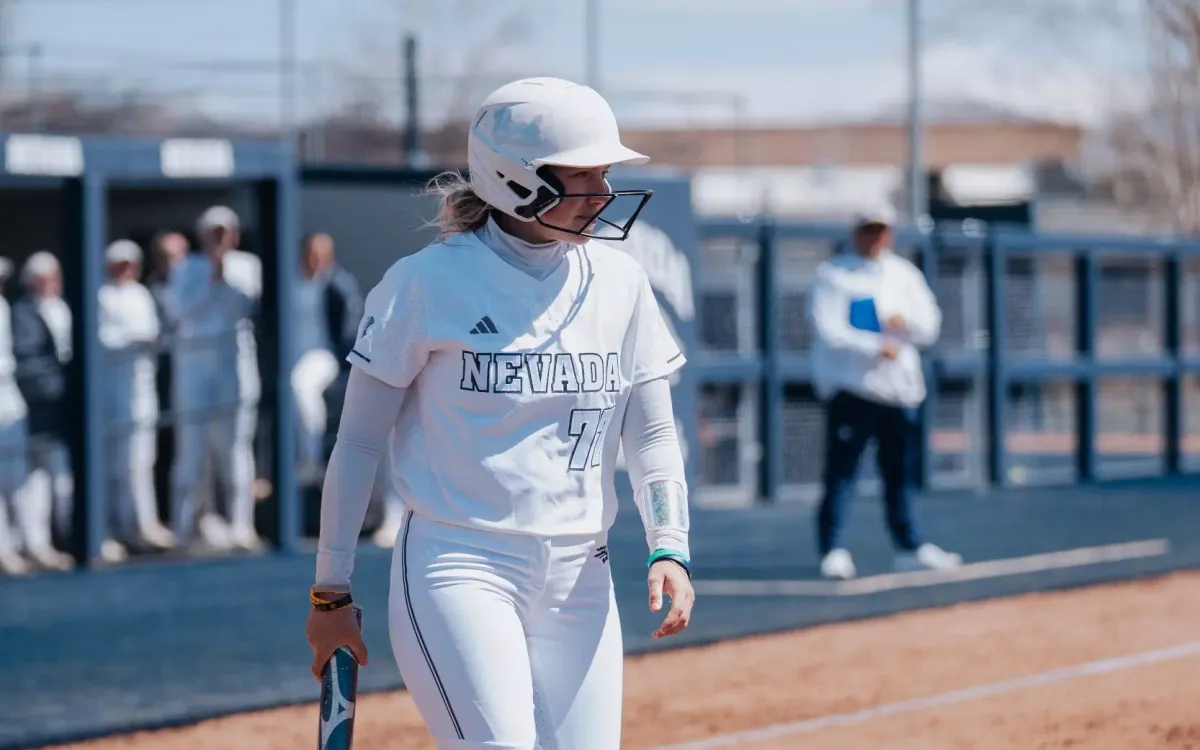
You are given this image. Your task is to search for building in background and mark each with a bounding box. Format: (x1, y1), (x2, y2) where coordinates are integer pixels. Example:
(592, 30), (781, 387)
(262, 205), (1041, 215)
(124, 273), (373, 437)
(352, 98), (1143, 234)
(620, 100), (1141, 234)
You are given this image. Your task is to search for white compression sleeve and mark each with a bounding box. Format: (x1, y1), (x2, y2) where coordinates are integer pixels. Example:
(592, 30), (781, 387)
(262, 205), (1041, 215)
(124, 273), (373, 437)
(314, 366), (407, 589)
(621, 376), (690, 561)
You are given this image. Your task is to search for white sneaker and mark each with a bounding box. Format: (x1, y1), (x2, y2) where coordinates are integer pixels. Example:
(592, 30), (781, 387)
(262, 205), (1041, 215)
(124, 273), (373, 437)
(820, 548), (857, 580)
(198, 514), (233, 549)
(100, 539), (128, 563)
(229, 526), (265, 552)
(895, 543), (963, 572)
(140, 524), (176, 550)
(0, 552), (30, 576)
(29, 545), (74, 571)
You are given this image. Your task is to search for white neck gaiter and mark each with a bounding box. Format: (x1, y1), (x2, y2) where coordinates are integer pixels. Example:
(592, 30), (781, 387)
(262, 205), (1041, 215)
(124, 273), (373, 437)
(477, 215), (571, 281)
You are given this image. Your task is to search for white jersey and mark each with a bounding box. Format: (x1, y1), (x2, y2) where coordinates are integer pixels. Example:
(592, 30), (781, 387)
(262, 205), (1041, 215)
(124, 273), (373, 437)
(98, 280), (161, 422)
(350, 231), (685, 538)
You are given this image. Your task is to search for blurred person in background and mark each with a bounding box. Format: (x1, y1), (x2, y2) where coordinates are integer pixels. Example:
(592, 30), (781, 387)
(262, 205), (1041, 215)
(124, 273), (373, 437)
(99, 239), (174, 554)
(164, 206), (262, 552)
(292, 232), (362, 483)
(207, 207), (265, 551)
(0, 258), (32, 575)
(147, 231), (188, 323)
(147, 230), (189, 527)
(12, 251), (75, 569)
(808, 207), (961, 580)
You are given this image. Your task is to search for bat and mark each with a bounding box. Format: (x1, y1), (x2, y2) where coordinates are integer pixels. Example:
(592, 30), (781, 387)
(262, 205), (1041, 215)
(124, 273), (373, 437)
(318, 603), (363, 750)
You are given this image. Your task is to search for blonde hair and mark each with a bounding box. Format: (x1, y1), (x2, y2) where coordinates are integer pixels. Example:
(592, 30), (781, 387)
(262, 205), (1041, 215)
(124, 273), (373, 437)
(427, 171), (492, 240)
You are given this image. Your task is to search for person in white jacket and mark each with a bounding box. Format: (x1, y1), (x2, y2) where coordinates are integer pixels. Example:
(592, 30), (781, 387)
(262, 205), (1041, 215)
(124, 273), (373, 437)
(808, 207), (962, 580)
(99, 240), (174, 554)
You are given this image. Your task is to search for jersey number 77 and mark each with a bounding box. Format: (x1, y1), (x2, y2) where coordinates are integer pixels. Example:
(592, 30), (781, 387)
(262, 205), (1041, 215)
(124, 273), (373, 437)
(567, 407), (615, 471)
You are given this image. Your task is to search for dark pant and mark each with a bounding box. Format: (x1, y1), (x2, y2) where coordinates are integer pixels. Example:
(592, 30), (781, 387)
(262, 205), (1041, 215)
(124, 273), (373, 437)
(817, 391), (922, 555)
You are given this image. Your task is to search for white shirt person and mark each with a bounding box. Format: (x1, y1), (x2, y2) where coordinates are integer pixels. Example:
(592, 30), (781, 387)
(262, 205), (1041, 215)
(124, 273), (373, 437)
(808, 208), (962, 581)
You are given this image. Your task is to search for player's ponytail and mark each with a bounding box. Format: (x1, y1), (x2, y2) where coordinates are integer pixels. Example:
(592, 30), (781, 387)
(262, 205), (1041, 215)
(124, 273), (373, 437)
(427, 171), (491, 240)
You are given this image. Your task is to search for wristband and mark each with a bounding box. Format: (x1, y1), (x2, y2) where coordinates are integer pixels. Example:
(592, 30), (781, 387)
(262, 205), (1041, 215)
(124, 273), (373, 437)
(310, 588), (354, 611)
(312, 595), (353, 612)
(647, 548), (692, 578)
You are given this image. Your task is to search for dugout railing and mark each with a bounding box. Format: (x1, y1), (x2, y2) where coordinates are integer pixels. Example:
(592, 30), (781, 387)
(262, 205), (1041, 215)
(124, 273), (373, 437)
(691, 216), (1200, 506)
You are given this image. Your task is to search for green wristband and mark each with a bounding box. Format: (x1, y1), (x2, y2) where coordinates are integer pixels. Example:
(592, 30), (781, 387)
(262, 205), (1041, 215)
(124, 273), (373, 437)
(648, 548), (692, 578)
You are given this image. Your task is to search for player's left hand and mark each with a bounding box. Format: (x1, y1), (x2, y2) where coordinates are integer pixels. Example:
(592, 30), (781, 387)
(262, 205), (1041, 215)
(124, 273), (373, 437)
(648, 560), (694, 639)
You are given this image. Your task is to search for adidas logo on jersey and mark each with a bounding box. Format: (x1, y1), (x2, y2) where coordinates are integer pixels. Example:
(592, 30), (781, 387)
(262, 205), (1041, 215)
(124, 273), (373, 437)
(594, 545), (609, 564)
(460, 351), (621, 394)
(469, 316), (499, 335)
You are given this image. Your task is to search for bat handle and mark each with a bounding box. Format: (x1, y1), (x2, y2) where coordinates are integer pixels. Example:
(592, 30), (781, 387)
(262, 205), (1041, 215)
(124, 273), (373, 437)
(317, 603), (363, 750)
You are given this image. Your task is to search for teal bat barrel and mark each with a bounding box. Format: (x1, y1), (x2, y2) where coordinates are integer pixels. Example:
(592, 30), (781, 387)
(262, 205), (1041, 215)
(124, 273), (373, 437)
(317, 604), (363, 750)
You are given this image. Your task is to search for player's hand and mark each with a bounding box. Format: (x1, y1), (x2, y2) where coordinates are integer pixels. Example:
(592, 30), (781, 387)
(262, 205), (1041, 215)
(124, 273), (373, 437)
(885, 314), (907, 333)
(306, 604), (368, 681)
(880, 341), (900, 360)
(648, 560), (694, 640)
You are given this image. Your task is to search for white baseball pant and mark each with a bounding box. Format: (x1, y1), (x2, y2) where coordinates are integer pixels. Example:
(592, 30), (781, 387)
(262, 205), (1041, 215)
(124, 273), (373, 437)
(170, 355), (256, 542)
(290, 347), (339, 471)
(390, 510), (623, 749)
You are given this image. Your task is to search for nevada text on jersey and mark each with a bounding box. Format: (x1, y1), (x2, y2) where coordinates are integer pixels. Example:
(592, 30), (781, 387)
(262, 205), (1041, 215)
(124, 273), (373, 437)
(459, 351), (622, 395)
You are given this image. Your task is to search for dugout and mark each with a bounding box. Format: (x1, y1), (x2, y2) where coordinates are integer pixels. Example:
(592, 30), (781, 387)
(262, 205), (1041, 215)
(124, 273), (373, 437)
(0, 133), (301, 567)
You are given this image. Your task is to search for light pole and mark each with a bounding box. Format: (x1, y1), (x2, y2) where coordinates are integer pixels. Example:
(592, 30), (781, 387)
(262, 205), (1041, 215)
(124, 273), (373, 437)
(906, 0), (925, 224)
(279, 0), (298, 152)
(585, 0), (600, 91)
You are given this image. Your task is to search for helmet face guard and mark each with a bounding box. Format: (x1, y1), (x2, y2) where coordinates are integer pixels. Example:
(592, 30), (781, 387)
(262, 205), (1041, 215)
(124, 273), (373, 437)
(511, 165), (653, 241)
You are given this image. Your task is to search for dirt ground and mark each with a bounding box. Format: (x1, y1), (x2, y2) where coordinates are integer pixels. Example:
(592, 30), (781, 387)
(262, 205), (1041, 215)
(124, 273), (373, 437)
(49, 571), (1200, 750)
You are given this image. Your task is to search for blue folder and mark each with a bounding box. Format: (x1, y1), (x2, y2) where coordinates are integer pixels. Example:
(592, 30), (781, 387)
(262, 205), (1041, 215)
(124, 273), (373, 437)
(848, 297), (882, 333)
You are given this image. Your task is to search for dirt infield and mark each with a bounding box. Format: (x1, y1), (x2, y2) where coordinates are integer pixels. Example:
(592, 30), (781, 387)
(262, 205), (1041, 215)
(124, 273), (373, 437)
(48, 571), (1200, 750)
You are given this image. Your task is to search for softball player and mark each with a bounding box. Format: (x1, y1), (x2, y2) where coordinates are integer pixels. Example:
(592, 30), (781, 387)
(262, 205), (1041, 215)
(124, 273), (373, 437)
(306, 77), (694, 749)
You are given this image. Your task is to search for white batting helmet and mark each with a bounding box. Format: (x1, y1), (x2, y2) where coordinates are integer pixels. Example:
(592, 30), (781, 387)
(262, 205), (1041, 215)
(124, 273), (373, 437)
(467, 77), (652, 240)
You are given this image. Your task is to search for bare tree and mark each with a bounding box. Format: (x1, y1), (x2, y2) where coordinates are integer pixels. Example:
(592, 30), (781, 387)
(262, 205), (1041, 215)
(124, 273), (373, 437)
(933, 0), (1200, 233)
(333, 0), (539, 129)
(308, 0), (546, 162)
(1106, 0), (1200, 232)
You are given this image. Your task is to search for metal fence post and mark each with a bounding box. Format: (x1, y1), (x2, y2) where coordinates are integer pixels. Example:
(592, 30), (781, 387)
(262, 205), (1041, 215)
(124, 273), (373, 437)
(916, 230), (938, 491)
(273, 158), (301, 553)
(1164, 252), (1182, 474)
(79, 172), (108, 566)
(758, 219), (782, 503)
(985, 230), (1007, 487)
(1075, 252), (1097, 482)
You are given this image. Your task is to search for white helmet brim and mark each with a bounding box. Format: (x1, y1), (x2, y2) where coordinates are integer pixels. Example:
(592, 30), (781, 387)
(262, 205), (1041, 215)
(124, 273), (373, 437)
(535, 142), (649, 169)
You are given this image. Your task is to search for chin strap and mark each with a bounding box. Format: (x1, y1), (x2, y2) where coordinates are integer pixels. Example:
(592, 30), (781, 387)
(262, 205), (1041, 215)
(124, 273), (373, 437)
(634, 479), (691, 570)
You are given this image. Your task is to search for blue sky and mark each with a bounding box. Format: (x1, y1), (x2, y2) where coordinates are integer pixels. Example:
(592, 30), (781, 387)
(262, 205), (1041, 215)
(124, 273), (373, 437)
(4, 0), (1147, 129)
